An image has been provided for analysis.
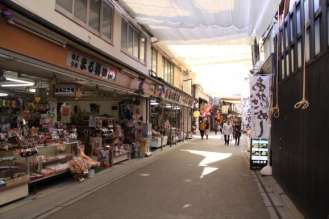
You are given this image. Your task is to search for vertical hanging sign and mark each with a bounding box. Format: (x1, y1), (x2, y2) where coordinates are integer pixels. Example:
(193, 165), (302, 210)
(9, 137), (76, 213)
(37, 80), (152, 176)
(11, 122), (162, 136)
(250, 75), (272, 139)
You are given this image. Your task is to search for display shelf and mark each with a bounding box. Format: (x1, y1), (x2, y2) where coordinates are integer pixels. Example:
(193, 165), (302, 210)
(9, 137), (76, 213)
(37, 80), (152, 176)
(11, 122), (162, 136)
(40, 154), (73, 166)
(0, 156), (16, 162)
(0, 175), (29, 192)
(27, 141), (77, 183)
(0, 183), (28, 206)
(112, 153), (129, 164)
(111, 144), (130, 165)
(30, 168), (69, 184)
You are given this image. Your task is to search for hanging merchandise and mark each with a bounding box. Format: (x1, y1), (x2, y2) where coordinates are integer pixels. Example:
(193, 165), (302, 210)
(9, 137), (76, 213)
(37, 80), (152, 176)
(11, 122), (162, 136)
(241, 98), (251, 131)
(200, 104), (212, 117)
(60, 103), (72, 124)
(249, 75), (272, 139)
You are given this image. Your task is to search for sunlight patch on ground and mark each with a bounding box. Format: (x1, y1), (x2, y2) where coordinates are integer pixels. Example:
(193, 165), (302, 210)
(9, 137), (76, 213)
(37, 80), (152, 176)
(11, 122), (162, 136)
(181, 149), (232, 179)
(200, 167), (218, 179)
(182, 203), (192, 209)
(193, 134), (222, 140)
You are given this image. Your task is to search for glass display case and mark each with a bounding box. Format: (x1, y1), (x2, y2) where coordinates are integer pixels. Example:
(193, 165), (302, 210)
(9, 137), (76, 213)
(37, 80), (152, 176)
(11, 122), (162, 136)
(0, 149), (28, 205)
(27, 142), (78, 183)
(111, 144), (130, 165)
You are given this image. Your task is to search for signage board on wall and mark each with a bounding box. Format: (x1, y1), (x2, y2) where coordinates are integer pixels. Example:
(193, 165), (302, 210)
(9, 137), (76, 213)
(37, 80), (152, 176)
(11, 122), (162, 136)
(67, 51), (117, 81)
(54, 84), (79, 97)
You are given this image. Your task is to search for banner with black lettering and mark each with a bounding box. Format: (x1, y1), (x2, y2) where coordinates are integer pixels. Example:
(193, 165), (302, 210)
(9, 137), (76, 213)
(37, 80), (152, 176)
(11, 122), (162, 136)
(250, 75), (272, 139)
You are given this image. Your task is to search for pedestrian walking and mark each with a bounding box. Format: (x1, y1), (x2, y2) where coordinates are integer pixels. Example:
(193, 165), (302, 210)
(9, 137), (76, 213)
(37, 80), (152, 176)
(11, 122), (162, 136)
(222, 120), (233, 145)
(233, 123), (241, 146)
(205, 118), (209, 140)
(199, 118), (206, 140)
(214, 121), (218, 135)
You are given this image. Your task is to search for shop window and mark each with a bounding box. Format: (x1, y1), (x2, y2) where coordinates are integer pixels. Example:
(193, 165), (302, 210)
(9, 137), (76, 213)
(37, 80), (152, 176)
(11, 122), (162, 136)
(297, 39), (302, 68)
(313, 0), (320, 13)
(74, 0), (87, 23)
(290, 16), (294, 42)
(139, 37), (146, 63)
(170, 64), (175, 84)
(281, 58), (285, 80)
(163, 57), (174, 84)
(151, 48), (158, 73)
(297, 6), (301, 34)
(291, 48), (295, 73)
(121, 20), (128, 50)
(285, 25), (289, 48)
(315, 18), (321, 55)
(101, 2), (114, 40)
(56, 0), (114, 42)
(127, 25), (134, 55)
(89, 0), (101, 31)
(305, 28), (310, 61)
(281, 31), (284, 53)
(57, 0), (73, 13)
(133, 32), (139, 58)
(304, 0), (309, 24)
(286, 54), (290, 77)
(121, 20), (147, 64)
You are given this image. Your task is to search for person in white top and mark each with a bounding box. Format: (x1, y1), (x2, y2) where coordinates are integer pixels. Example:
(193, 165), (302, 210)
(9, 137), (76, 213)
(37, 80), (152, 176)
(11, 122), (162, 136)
(222, 120), (233, 146)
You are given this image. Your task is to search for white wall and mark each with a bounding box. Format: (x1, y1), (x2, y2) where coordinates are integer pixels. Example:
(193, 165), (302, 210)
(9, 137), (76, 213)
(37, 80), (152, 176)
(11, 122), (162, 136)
(11, 0), (151, 75)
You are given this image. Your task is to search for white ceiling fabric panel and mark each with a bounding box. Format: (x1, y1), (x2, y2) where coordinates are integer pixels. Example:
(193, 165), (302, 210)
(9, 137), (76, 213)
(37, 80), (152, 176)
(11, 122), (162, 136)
(120, 0), (278, 41)
(119, 0), (280, 97)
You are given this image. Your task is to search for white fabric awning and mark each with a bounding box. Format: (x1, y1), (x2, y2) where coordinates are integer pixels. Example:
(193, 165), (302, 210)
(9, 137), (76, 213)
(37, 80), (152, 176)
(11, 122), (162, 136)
(119, 0), (280, 97)
(119, 0), (280, 41)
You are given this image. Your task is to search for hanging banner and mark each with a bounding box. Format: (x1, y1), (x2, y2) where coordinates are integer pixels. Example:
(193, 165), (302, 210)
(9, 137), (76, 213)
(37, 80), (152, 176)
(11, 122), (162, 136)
(250, 75), (272, 139)
(241, 98), (251, 131)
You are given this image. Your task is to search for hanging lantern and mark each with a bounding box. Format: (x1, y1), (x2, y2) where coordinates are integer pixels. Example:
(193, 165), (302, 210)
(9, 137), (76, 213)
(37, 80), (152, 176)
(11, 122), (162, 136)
(193, 110), (200, 118)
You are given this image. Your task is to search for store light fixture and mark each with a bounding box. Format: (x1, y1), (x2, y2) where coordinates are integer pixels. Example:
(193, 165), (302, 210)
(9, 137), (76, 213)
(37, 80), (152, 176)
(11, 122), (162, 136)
(0, 92), (8, 97)
(2, 83), (34, 87)
(1, 76), (34, 87)
(150, 99), (159, 105)
(28, 88), (36, 93)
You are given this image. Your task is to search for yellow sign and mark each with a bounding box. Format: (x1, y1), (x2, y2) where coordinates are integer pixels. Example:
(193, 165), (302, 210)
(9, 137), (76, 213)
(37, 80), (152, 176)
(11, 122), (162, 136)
(193, 111), (200, 118)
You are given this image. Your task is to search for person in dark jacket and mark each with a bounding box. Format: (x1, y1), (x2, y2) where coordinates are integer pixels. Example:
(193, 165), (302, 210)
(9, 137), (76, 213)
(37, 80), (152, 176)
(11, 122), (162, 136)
(233, 123), (242, 146)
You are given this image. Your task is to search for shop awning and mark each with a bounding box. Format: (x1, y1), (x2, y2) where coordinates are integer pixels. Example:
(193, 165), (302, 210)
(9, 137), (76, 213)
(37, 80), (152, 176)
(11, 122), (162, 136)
(119, 0), (280, 42)
(118, 0), (280, 98)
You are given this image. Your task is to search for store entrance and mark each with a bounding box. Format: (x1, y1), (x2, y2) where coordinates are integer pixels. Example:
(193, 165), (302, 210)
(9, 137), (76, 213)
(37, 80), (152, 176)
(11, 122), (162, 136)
(0, 61), (150, 204)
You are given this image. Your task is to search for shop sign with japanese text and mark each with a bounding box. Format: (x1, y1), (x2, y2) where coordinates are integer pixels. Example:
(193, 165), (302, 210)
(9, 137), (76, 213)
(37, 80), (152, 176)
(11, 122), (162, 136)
(67, 51), (117, 81)
(249, 75), (272, 139)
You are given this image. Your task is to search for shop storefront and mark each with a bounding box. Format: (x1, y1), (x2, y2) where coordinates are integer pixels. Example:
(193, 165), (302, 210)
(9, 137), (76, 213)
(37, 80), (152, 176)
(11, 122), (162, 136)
(149, 84), (193, 148)
(0, 8), (156, 204)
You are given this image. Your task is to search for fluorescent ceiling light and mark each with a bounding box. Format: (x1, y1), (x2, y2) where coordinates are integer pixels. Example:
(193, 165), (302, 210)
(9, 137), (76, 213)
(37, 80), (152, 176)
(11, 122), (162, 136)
(1, 76), (34, 87)
(2, 83), (34, 87)
(28, 88), (36, 93)
(6, 77), (32, 83)
(0, 92), (8, 97)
